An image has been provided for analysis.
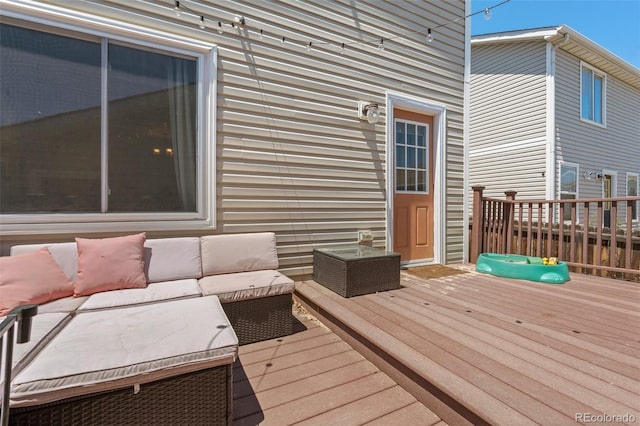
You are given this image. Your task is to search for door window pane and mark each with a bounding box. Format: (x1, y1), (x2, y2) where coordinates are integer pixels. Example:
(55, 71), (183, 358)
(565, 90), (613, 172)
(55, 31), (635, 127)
(407, 170), (416, 191)
(406, 124), (416, 145)
(407, 146), (416, 168)
(0, 24), (102, 213)
(395, 122), (405, 144)
(396, 169), (406, 191)
(417, 147), (426, 169)
(396, 145), (405, 168)
(417, 126), (426, 147)
(417, 171), (426, 192)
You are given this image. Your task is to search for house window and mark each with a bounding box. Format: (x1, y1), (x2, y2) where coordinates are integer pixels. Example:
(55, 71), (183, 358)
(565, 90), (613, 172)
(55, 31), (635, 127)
(628, 173), (639, 221)
(559, 163), (578, 221)
(0, 13), (215, 234)
(580, 63), (605, 125)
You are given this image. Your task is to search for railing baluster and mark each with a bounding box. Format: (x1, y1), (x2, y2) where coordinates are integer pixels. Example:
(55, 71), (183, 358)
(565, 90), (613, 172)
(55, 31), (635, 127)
(547, 203), (553, 258)
(610, 201), (618, 275)
(570, 201), (577, 264)
(518, 202), (524, 255)
(558, 203), (565, 261)
(583, 202), (590, 274)
(527, 203), (533, 256)
(596, 202), (603, 275)
(536, 202), (543, 257)
(625, 201), (633, 280)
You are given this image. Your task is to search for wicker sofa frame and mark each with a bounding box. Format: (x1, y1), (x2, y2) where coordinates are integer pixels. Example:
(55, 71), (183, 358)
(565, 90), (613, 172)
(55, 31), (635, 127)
(222, 293), (294, 346)
(9, 364), (232, 426)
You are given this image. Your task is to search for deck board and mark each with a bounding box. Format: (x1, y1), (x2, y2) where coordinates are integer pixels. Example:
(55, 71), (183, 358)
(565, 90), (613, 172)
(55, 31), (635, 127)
(233, 317), (443, 425)
(295, 269), (640, 425)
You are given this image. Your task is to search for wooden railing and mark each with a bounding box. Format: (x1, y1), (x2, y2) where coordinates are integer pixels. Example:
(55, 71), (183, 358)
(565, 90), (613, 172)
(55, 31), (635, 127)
(470, 186), (640, 281)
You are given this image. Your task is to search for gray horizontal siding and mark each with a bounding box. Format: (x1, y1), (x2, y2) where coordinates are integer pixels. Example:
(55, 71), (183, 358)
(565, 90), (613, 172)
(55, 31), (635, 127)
(469, 41), (549, 205)
(1, 0), (467, 273)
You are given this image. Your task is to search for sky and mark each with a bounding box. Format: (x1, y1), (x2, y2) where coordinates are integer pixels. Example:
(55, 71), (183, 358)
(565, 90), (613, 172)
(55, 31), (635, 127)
(470, 0), (640, 69)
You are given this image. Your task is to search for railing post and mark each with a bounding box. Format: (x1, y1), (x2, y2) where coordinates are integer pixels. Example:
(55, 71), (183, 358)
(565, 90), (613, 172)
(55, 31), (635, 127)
(504, 191), (517, 254)
(471, 185), (485, 263)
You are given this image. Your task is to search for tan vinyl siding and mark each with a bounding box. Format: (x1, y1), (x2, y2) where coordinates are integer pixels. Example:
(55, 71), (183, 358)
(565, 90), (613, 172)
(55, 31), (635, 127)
(555, 49), (640, 200)
(469, 41), (548, 201)
(1, 1), (467, 274)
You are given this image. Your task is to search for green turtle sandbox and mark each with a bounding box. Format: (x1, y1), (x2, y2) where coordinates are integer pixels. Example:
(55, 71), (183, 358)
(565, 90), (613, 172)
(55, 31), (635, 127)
(475, 253), (570, 284)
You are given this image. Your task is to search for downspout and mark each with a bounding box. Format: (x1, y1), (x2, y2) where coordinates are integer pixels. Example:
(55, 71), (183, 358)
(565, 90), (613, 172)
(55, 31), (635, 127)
(463, 0), (472, 263)
(545, 32), (570, 212)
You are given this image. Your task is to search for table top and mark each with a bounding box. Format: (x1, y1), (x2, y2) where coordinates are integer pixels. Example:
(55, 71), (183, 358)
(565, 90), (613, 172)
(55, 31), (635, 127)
(314, 245), (400, 261)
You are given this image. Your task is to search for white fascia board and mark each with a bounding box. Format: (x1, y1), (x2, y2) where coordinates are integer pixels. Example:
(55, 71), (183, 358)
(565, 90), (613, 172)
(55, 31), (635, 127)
(471, 27), (561, 44)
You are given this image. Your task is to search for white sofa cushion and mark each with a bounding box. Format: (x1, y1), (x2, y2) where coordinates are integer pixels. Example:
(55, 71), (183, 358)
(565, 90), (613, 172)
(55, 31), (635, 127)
(201, 232), (278, 276)
(10, 243), (78, 283)
(144, 237), (202, 282)
(37, 296), (88, 314)
(10, 296), (238, 408)
(1, 312), (70, 384)
(77, 279), (201, 312)
(198, 270), (294, 303)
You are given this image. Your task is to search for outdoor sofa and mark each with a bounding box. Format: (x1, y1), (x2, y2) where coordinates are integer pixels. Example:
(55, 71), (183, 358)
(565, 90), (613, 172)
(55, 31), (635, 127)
(0, 232), (294, 425)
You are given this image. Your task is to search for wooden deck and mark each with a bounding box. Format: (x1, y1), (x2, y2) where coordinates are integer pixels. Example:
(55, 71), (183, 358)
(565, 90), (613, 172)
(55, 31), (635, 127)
(294, 268), (640, 425)
(232, 311), (444, 425)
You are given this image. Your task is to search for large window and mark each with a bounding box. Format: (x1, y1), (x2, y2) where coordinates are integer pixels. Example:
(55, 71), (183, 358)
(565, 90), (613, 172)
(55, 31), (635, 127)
(559, 162), (578, 221)
(0, 12), (215, 234)
(581, 63), (605, 125)
(628, 173), (639, 221)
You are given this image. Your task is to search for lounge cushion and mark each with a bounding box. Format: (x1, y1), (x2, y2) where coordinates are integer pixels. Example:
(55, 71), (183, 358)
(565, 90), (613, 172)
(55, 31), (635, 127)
(75, 233), (147, 297)
(144, 237), (202, 282)
(198, 270), (294, 303)
(77, 279), (201, 312)
(0, 249), (74, 316)
(201, 232), (279, 276)
(37, 296), (88, 314)
(10, 296), (238, 408)
(10, 242), (78, 283)
(0, 312), (70, 384)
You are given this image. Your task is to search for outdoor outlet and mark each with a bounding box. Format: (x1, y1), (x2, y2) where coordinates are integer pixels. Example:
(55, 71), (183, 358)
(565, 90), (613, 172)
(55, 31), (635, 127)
(358, 230), (374, 242)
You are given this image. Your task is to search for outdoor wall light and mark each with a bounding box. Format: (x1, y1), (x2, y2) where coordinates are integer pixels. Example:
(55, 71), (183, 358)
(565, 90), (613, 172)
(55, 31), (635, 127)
(358, 101), (381, 124)
(583, 170), (603, 181)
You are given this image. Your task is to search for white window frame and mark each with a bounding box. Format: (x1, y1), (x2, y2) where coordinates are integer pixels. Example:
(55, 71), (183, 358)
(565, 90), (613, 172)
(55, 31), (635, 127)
(627, 172), (639, 222)
(579, 62), (606, 127)
(559, 161), (579, 222)
(0, 2), (217, 235)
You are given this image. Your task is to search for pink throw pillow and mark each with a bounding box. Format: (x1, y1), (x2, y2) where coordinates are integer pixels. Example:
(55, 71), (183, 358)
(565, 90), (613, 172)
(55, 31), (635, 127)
(75, 233), (147, 297)
(0, 248), (74, 316)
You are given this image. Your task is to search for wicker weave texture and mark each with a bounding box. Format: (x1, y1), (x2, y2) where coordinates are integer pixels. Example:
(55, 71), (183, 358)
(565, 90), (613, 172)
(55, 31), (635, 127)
(222, 293), (293, 346)
(313, 250), (400, 297)
(9, 365), (232, 426)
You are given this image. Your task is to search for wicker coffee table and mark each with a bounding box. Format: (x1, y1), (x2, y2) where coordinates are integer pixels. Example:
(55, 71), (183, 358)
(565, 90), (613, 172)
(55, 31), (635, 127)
(313, 246), (401, 297)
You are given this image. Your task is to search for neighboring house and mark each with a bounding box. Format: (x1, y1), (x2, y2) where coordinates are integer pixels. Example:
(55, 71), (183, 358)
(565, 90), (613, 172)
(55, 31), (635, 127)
(469, 25), (640, 229)
(0, 1), (470, 274)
